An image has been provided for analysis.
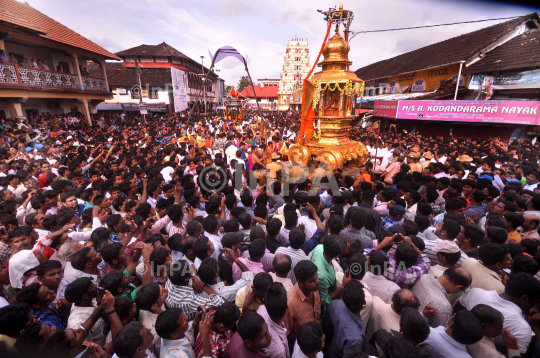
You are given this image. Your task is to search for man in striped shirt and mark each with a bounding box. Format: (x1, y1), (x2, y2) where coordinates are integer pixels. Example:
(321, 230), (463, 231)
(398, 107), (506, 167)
(165, 259), (225, 321)
(198, 251), (254, 302)
(424, 218), (468, 267)
(275, 227), (310, 285)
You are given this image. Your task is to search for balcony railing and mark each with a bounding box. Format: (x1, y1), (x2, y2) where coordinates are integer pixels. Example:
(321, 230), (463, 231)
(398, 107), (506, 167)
(0, 62), (107, 93)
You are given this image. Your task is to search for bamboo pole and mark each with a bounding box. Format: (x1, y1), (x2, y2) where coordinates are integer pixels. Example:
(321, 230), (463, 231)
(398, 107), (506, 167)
(188, 50), (220, 120)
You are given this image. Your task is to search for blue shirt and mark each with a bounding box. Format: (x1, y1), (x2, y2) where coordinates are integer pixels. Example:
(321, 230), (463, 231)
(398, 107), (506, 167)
(302, 228), (324, 255)
(325, 299), (365, 357)
(33, 306), (66, 329)
(381, 216), (402, 231)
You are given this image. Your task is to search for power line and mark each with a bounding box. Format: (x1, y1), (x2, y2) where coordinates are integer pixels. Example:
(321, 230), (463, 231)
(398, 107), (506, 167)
(349, 16), (520, 41)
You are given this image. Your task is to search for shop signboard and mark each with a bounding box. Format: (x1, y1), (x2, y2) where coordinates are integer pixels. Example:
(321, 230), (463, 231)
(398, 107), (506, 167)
(395, 100), (540, 125)
(97, 103), (123, 110)
(411, 78), (426, 92)
(171, 67), (189, 112)
(146, 103), (167, 112)
(469, 69), (540, 90)
(121, 103), (167, 112)
(386, 64), (468, 93)
(139, 103), (147, 114)
(385, 80), (400, 94)
(373, 100), (399, 118)
(475, 76), (494, 100)
(448, 74), (465, 87)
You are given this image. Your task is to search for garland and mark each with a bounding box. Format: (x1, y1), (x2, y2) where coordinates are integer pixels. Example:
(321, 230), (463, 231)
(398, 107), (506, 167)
(315, 80), (364, 94)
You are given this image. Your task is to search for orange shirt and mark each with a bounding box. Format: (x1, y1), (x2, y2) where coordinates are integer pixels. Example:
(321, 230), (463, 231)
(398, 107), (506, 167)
(284, 284), (321, 343)
(362, 173), (372, 183)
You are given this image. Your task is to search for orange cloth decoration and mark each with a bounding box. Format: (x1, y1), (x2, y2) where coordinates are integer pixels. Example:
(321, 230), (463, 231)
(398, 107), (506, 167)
(303, 107), (315, 141)
(345, 29), (350, 71)
(298, 20), (333, 143)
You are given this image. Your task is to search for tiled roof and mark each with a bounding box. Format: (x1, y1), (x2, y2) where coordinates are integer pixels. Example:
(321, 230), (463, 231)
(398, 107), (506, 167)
(115, 42), (217, 76)
(239, 86), (278, 98)
(116, 43), (188, 59)
(105, 65), (172, 87)
(85, 61), (123, 79)
(355, 13), (539, 81)
(463, 30), (540, 74)
(0, 0), (120, 60)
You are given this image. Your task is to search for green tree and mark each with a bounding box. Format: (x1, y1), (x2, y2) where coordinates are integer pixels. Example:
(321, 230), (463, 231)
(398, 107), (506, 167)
(237, 76), (252, 92)
(225, 85), (233, 94)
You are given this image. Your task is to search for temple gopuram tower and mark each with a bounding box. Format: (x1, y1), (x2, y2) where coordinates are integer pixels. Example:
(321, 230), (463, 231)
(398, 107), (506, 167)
(278, 38), (310, 110)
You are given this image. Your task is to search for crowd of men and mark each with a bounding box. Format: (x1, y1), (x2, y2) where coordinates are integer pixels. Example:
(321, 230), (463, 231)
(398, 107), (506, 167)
(0, 109), (540, 358)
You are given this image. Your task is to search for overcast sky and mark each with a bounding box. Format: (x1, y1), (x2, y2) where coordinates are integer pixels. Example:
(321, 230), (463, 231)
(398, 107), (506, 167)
(28, 0), (540, 86)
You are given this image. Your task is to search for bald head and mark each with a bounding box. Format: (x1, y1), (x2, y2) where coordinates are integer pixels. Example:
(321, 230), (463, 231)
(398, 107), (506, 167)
(391, 289), (420, 315)
(440, 266), (472, 294)
(273, 253), (292, 277)
(523, 214), (540, 232)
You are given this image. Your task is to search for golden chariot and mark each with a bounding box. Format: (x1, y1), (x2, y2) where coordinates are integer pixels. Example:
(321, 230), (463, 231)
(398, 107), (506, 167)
(284, 5), (369, 170)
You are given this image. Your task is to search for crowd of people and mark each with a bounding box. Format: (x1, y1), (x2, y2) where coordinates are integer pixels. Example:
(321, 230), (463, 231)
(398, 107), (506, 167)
(0, 108), (539, 358)
(0, 48), (89, 74)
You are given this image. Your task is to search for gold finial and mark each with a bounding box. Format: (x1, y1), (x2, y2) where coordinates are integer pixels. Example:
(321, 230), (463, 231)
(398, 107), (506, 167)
(339, 3), (343, 10)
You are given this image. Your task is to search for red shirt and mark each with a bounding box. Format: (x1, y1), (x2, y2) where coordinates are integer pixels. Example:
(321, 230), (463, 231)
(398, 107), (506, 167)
(38, 173), (48, 188)
(193, 309), (232, 357)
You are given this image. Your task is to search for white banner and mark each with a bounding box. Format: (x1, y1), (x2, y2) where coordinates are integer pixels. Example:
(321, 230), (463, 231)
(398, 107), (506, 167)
(171, 67), (189, 112)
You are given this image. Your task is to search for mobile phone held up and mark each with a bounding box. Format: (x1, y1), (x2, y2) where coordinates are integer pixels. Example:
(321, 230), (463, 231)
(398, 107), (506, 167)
(394, 234), (402, 243)
(197, 306), (206, 321)
(96, 286), (106, 297)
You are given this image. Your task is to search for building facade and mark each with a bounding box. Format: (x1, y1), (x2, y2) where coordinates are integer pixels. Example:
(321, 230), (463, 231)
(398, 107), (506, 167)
(258, 78), (279, 87)
(95, 42), (222, 114)
(355, 13), (540, 141)
(0, 0), (118, 124)
(239, 86), (278, 110)
(278, 38), (310, 110)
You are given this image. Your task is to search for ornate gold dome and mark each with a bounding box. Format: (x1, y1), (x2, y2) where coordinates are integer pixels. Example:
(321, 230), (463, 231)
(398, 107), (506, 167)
(319, 33), (351, 65)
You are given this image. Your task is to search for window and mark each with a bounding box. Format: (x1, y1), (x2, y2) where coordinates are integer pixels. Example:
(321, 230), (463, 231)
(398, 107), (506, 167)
(149, 88), (159, 99)
(131, 90), (140, 99)
(58, 61), (70, 73)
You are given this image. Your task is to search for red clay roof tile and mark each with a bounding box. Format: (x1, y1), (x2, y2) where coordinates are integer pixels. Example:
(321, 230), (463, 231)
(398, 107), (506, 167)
(0, 0), (120, 60)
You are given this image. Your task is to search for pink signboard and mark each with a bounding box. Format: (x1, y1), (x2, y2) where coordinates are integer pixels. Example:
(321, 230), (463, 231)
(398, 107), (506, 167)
(373, 100), (399, 118)
(395, 100), (540, 125)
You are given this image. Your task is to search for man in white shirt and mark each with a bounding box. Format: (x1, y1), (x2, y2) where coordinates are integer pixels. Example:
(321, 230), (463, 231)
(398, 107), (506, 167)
(361, 250), (400, 304)
(160, 164), (176, 184)
(225, 143), (238, 165)
(65, 277), (107, 345)
(365, 289), (420, 354)
(203, 215), (223, 261)
(456, 273), (540, 355)
(420, 310), (484, 358)
(297, 211), (318, 241)
(524, 172), (540, 192)
(291, 322), (324, 358)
